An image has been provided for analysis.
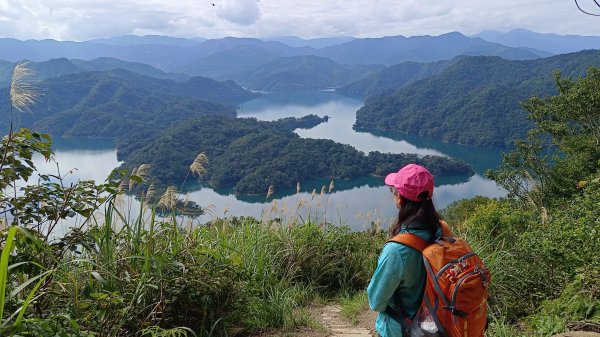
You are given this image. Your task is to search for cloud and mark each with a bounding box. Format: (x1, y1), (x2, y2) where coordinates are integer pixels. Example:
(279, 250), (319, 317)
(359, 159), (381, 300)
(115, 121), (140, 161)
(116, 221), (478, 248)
(215, 0), (261, 26)
(0, 0), (599, 41)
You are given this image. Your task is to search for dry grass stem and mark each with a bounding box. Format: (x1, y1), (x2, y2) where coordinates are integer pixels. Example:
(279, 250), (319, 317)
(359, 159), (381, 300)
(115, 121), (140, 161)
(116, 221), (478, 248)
(157, 186), (177, 210)
(145, 184), (156, 205)
(328, 179), (335, 193)
(118, 178), (128, 194)
(320, 185), (326, 195)
(190, 152), (208, 176)
(10, 62), (39, 112)
(296, 181), (301, 194)
(136, 164), (151, 182)
(128, 167), (138, 192)
(266, 184), (274, 198)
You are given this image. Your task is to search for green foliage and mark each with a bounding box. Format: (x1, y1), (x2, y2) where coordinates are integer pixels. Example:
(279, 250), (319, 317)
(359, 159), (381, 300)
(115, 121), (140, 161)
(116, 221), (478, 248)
(441, 196), (495, 226)
(489, 67), (600, 207)
(355, 50), (600, 147)
(528, 268), (600, 335)
(120, 115), (473, 195)
(339, 291), (369, 325)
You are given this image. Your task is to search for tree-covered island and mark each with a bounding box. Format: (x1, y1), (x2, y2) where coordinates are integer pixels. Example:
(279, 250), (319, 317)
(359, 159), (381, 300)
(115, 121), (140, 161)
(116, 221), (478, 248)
(119, 115), (473, 195)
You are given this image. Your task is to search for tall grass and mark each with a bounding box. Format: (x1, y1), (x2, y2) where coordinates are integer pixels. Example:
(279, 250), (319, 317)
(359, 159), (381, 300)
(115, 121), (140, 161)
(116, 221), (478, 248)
(0, 199), (384, 336)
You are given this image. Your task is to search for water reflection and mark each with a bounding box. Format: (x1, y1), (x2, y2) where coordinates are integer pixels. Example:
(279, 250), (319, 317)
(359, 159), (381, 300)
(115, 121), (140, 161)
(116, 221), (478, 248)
(27, 92), (506, 230)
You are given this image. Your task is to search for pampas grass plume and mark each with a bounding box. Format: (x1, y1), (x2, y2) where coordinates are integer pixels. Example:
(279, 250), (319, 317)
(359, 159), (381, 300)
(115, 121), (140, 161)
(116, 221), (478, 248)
(10, 62), (39, 112)
(190, 152), (208, 176)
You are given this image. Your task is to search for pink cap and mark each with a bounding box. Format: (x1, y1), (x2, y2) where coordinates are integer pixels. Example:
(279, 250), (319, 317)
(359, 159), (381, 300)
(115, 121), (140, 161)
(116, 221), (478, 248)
(384, 164), (434, 202)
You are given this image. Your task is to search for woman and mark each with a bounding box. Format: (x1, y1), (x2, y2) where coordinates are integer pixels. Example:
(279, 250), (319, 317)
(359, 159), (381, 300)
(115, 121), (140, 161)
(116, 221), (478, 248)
(367, 164), (442, 337)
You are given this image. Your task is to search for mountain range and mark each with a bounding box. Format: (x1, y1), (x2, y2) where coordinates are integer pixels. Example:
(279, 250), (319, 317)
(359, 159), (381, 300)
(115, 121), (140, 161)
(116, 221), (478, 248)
(473, 29), (600, 55)
(0, 32), (552, 79)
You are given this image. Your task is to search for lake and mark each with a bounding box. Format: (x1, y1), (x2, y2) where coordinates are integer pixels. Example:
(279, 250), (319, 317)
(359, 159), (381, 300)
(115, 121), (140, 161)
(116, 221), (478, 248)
(34, 91), (506, 231)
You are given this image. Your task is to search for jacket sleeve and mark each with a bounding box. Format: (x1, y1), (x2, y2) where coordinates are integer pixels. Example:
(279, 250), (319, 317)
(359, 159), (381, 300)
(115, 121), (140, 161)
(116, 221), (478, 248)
(367, 243), (405, 312)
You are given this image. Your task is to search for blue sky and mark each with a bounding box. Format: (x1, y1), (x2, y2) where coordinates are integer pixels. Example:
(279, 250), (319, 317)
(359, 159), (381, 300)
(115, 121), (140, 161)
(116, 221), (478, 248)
(1, 0), (599, 41)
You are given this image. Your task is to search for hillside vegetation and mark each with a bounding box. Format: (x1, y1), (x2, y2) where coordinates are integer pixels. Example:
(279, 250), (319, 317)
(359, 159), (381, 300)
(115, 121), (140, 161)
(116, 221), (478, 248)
(119, 115), (473, 194)
(354, 50), (600, 147)
(234, 55), (383, 91)
(335, 57), (461, 99)
(0, 69), (259, 136)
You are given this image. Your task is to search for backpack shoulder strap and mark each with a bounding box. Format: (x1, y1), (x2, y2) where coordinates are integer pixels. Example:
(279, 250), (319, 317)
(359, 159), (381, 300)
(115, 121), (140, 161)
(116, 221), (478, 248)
(439, 220), (453, 237)
(388, 233), (430, 252)
(388, 220), (453, 250)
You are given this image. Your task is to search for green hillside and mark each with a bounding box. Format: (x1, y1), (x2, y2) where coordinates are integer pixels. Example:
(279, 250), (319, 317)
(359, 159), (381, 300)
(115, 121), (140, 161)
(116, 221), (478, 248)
(120, 115), (473, 194)
(235, 55), (384, 91)
(355, 50), (600, 147)
(336, 58), (461, 99)
(0, 69), (247, 136)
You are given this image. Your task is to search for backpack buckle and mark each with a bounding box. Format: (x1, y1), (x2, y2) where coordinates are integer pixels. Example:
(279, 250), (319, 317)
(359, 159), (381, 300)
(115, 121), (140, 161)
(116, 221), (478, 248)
(443, 306), (467, 317)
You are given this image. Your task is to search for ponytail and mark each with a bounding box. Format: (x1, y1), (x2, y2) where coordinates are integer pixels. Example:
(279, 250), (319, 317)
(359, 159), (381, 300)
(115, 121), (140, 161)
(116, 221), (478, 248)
(389, 191), (441, 236)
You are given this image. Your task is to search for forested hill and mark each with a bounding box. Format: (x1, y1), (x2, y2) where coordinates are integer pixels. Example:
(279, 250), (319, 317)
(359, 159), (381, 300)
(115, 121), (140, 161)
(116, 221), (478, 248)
(119, 115), (473, 195)
(234, 55), (384, 91)
(335, 58), (462, 99)
(354, 49), (600, 148)
(0, 57), (189, 87)
(0, 69), (250, 137)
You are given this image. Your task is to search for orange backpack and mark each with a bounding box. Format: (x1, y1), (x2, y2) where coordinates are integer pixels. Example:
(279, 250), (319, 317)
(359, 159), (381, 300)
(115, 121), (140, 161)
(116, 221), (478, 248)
(388, 221), (491, 337)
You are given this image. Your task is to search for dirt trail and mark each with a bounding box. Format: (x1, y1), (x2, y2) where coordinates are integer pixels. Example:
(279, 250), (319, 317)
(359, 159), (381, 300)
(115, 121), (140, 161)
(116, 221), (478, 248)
(318, 304), (375, 337)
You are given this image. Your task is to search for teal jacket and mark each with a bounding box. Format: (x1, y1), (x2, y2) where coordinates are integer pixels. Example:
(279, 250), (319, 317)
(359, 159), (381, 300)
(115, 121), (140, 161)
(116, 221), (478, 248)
(367, 227), (439, 337)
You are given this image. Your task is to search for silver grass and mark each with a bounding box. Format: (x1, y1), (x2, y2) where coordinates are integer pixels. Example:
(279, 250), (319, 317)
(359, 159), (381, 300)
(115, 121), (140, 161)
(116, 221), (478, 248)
(266, 185), (274, 198)
(190, 152), (208, 176)
(296, 181), (301, 194)
(145, 184), (156, 204)
(10, 62), (39, 112)
(128, 167), (138, 192)
(328, 179), (335, 193)
(136, 164), (151, 182)
(157, 186), (177, 210)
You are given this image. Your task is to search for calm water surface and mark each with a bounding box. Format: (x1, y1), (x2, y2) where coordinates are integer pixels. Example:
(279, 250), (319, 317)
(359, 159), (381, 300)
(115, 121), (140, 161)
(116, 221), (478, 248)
(33, 91), (506, 230)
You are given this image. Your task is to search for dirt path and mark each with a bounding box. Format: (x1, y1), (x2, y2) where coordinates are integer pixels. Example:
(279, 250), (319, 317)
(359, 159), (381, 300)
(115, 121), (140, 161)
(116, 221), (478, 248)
(318, 304), (375, 337)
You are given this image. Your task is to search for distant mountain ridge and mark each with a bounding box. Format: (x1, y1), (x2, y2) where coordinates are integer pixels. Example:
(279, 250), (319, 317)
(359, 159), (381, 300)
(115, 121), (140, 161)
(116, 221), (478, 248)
(354, 50), (600, 148)
(0, 57), (189, 87)
(0, 32), (554, 78)
(313, 32), (550, 65)
(473, 29), (600, 54)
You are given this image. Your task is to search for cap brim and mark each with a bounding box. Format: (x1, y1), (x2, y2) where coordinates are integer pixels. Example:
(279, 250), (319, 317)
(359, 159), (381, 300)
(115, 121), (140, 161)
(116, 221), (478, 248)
(384, 173), (397, 186)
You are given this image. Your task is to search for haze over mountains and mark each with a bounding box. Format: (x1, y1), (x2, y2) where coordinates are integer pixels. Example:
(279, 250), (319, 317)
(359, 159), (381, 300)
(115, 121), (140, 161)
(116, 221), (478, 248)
(473, 28), (600, 54)
(1, 28), (599, 158)
(0, 31), (550, 73)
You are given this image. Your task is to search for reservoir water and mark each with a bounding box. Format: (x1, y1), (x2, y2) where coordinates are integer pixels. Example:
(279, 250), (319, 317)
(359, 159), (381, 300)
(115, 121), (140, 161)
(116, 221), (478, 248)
(34, 91), (506, 231)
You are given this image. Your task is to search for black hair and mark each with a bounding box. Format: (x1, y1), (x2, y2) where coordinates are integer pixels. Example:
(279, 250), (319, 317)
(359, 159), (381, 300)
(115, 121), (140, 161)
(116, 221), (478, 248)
(389, 190), (442, 236)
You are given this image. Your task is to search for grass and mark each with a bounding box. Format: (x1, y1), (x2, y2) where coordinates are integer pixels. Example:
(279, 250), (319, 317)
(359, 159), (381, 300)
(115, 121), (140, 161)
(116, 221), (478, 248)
(0, 199), (385, 336)
(339, 291), (369, 326)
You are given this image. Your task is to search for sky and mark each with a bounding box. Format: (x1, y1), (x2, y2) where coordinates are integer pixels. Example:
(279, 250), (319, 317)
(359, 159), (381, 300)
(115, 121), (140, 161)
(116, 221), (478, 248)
(1, 0), (600, 41)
